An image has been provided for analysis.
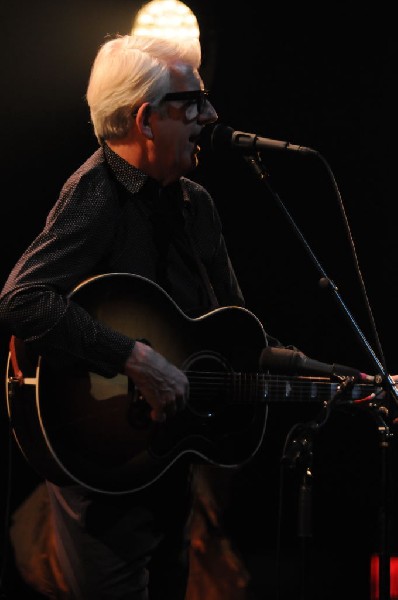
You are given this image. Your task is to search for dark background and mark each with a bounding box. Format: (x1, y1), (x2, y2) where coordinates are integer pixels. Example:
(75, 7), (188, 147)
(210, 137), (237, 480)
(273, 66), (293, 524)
(0, 2), (397, 598)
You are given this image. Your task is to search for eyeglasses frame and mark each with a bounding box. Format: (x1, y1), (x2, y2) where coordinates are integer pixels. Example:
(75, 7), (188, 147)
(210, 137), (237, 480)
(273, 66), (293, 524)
(132, 89), (210, 119)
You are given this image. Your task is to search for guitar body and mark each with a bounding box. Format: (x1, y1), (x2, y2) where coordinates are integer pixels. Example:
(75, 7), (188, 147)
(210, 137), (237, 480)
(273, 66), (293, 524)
(6, 273), (268, 494)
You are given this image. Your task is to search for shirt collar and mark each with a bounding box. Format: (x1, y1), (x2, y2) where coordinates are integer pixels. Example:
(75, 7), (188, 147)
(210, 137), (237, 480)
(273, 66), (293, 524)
(102, 142), (191, 210)
(103, 142), (147, 195)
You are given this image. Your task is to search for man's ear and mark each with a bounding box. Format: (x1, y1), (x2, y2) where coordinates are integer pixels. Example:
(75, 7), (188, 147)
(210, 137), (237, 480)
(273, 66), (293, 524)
(135, 102), (154, 139)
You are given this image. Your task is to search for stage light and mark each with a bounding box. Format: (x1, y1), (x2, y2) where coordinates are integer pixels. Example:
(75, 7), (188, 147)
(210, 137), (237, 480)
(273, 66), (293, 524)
(132, 0), (199, 40)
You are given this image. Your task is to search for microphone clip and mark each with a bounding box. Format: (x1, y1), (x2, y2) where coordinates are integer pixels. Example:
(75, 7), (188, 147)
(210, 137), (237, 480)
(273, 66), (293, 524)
(281, 423), (315, 470)
(242, 152), (269, 180)
(281, 376), (359, 471)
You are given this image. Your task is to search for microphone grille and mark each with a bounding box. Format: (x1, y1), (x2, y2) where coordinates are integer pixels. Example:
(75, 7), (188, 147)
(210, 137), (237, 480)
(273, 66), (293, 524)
(210, 123), (234, 152)
(259, 347), (303, 373)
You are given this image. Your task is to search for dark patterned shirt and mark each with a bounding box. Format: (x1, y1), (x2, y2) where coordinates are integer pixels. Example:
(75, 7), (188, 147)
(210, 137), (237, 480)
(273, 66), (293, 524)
(0, 144), (244, 377)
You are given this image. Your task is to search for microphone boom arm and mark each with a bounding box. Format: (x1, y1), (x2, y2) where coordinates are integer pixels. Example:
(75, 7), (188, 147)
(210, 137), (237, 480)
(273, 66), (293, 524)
(242, 152), (398, 404)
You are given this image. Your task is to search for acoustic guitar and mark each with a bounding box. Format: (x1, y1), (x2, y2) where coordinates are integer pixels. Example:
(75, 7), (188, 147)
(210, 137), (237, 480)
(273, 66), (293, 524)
(6, 273), (377, 494)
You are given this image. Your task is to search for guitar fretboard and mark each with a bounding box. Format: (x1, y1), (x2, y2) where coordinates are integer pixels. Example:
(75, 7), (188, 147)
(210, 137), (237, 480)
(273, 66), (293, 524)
(186, 371), (377, 405)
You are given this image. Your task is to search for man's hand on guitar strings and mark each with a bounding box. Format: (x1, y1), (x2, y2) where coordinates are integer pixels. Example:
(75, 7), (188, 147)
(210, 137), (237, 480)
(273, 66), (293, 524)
(123, 340), (189, 422)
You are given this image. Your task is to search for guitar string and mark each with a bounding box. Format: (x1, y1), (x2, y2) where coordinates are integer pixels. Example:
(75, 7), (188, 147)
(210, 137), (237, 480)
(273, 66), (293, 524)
(182, 372), (376, 402)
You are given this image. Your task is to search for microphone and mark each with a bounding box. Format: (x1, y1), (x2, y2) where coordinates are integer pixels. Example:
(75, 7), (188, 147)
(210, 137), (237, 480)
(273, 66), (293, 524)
(259, 346), (373, 382)
(211, 123), (316, 155)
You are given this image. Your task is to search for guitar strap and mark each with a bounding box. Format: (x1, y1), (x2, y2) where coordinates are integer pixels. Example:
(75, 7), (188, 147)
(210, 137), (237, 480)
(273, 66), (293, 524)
(157, 180), (220, 312)
(188, 240), (219, 310)
(184, 219), (219, 311)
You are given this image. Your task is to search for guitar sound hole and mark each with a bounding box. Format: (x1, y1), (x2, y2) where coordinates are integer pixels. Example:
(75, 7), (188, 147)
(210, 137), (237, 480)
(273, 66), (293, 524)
(184, 351), (232, 418)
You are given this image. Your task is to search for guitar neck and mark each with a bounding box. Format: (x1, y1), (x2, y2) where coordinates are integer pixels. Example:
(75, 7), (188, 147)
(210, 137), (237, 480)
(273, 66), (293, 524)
(262, 374), (375, 404)
(186, 371), (377, 405)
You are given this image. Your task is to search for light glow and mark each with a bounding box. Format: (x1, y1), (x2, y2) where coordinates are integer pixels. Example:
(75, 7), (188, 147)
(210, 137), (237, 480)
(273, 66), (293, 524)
(132, 0), (200, 40)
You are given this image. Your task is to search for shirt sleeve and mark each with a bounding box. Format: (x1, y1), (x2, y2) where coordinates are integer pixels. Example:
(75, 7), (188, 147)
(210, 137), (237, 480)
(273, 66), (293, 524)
(0, 167), (135, 377)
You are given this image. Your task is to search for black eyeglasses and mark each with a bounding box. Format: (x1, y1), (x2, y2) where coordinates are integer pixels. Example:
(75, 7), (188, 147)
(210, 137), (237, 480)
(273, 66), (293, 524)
(160, 89), (210, 119)
(131, 90), (210, 119)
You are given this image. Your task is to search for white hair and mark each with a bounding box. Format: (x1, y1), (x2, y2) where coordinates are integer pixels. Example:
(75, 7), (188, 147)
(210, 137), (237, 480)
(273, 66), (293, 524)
(86, 34), (202, 143)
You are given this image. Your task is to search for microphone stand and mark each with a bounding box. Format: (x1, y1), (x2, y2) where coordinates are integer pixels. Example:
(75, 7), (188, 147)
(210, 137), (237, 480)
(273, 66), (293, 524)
(242, 151), (398, 600)
(281, 375), (358, 599)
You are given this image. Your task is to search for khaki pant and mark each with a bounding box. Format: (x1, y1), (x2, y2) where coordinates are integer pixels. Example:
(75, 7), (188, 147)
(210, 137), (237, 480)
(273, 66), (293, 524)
(10, 468), (250, 599)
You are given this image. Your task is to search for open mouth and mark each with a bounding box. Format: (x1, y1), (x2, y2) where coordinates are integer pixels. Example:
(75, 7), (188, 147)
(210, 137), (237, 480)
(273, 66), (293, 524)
(189, 135), (200, 153)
